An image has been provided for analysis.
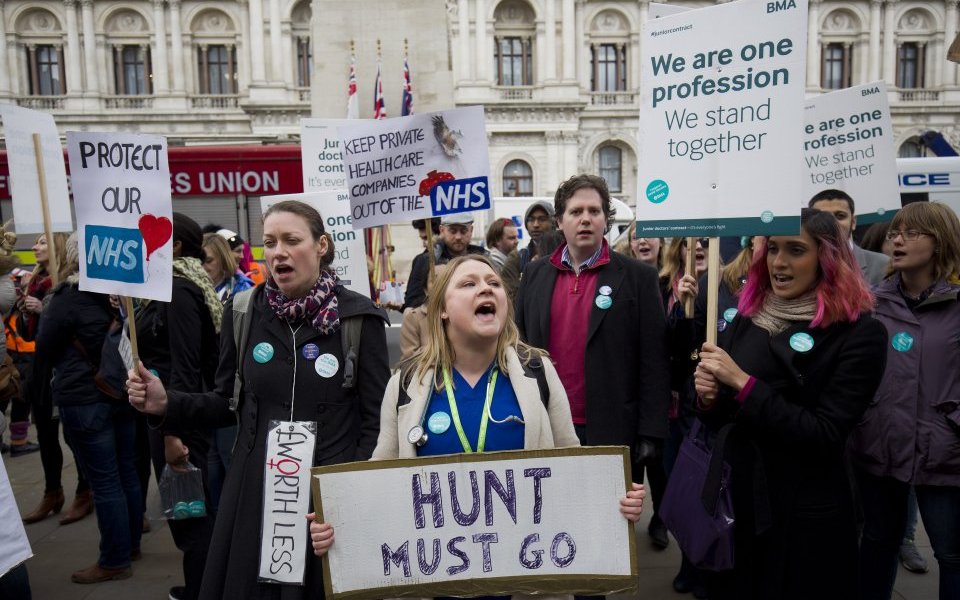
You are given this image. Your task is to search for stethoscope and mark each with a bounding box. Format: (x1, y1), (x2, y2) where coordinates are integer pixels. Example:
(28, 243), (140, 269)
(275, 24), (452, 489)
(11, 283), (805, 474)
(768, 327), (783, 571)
(406, 369), (525, 448)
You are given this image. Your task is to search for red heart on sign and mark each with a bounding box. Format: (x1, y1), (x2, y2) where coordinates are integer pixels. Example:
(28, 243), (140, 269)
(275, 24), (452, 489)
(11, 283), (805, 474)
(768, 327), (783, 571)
(138, 214), (172, 261)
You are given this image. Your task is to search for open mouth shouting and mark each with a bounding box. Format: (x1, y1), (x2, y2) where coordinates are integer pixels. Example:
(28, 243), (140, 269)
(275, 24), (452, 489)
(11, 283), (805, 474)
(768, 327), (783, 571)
(475, 300), (498, 323)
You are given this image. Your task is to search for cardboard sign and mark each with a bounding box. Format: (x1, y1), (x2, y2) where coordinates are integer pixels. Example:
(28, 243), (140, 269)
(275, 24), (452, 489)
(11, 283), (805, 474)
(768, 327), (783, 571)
(0, 104), (72, 233)
(338, 106), (491, 229)
(636, 0), (808, 237)
(312, 447), (637, 600)
(802, 82), (899, 224)
(301, 118), (356, 192)
(648, 2), (692, 19)
(259, 420), (318, 585)
(260, 191), (370, 298)
(67, 132), (173, 302)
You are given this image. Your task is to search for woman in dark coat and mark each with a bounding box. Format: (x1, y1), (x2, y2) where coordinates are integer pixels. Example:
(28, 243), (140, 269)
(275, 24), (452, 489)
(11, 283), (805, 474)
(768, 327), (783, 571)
(693, 209), (887, 600)
(127, 200), (389, 600)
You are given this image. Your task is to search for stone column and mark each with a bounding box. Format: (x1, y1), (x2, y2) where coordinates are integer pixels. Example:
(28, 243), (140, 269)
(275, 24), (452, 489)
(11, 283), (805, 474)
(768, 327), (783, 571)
(63, 0), (83, 93)
(237, 0), (251, 89)
(868, 0), (882, 81)
(168, 0), (185, 93)
(562, 0), (574, 80)
(0, 2), (10, 95)
(95, 35), (108, 92)
(945, 0), (958, 86)
(882, 0), (896, 85)
(151, 0), (169, 93)
(269, 0), (282, 82)
(79, 0), (98, 94)
(475, 0), (489, 81)
(545, 0), (556, 81)
(536, 19), (546, 83)
(281, 22), (292, 86)
(248, 0), (266, 83)
(458, 0), (471, 80)
(577, 0), (589, 90)
(806, 0), (820, 89)
(545, 131), (561, 192)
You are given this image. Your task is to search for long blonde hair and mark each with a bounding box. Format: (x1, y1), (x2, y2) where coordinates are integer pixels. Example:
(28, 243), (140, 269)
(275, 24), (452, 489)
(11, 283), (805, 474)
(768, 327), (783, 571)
(399, 255), (545, 390)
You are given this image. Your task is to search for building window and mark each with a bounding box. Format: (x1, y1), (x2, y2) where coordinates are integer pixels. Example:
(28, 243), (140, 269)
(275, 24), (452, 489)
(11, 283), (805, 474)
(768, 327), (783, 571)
(821, 43), (851, 90)
(114, 45), (151, 95)
(296, 37), (312, 87)
(592, 44), (627, 92)
(26, 45), (65, 95)
(199, 45), (237, 94)
(599, 146), (623, 193)
(897, 43), (924, 89)
(495, 37), (532, 86)
(898, 140), (925, 158)
(503, 160), (533, 197)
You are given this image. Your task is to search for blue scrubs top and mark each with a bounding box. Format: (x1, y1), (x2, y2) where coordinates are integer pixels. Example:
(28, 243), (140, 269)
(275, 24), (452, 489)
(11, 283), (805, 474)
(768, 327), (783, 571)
(416, 363), (525, 457)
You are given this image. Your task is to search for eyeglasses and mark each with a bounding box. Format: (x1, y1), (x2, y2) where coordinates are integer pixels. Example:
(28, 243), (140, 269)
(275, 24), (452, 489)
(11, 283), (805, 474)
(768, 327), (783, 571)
(885, 230), (930, 242)
(679, 238), (710, 248)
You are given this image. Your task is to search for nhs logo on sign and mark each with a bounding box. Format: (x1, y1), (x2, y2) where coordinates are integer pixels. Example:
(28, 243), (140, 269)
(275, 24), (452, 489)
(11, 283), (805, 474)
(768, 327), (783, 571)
(85, 225), (145, 284)
(430, 176), (491, 216)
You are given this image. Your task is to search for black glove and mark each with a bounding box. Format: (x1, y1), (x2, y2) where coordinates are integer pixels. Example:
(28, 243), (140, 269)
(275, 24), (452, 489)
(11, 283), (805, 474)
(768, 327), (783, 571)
(633, 436), (661, 464)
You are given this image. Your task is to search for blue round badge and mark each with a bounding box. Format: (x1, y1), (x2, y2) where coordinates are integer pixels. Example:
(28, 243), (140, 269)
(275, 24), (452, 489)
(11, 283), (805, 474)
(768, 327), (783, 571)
(789, 332), (814, 353)
(891, 332), (914, 352)
(427, 411), (451, 435)
(599, 285), (612, 296)
(717, 319), (727, 332)
(723, 307), (738, 323)
(646, 179), (669, 204)
(760, 210), (775, 224)
(252, 342), (274, 364)
(302, 343), (320, 360)
(595, 295), (613, 310)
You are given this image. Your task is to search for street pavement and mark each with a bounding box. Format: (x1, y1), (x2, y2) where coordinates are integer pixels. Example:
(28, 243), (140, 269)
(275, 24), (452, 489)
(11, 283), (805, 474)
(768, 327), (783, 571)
(5, 427), (939, 600)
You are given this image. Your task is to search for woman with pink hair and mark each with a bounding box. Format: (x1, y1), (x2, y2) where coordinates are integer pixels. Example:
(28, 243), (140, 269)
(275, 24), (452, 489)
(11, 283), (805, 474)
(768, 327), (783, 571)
(691, 208), (887, 600)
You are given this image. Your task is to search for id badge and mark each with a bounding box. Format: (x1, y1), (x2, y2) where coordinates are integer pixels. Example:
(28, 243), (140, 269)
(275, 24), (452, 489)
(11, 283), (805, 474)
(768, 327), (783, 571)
(257, 420), (317, 585)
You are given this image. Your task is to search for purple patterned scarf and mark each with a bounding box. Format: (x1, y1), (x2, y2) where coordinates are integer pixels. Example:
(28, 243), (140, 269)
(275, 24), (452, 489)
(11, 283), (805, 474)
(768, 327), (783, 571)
(264, 270), (340, 335)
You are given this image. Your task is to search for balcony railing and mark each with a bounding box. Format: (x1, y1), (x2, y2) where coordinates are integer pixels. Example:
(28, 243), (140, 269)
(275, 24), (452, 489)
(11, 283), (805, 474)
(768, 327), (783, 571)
(898, 89), (940, 102)
(16, 96), (66, 110)
(590, 91), (637, 106)
(495, 86), (534, 100)
(191, 94), (240, 109)
(295, 87), (310, 102)
(104, 95), (154, 109)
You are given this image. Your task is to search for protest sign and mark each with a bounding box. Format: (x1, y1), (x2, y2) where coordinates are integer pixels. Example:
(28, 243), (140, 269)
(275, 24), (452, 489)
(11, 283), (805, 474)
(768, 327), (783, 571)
(67, 132), (173, 302)
(312, 447), (637, 600)
(0, 104), (72, 233)
(802, 82), (899, 224)
(260, 192), (370, 297)
(648, 2), (691, 19)
(636, 0), (808, 237)
(301, 118), (355, 192)
(338, 106), (491, 229)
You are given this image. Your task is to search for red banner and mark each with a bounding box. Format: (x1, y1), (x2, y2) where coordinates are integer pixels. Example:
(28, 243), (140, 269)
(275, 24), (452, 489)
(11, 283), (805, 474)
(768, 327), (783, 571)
(0, 144), (304, 199)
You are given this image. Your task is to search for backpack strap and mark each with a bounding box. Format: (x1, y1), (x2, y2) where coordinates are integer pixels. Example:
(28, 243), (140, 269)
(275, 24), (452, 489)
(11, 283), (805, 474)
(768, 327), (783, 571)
(230, 288), (255, 412)
(340, 316), (364, 390)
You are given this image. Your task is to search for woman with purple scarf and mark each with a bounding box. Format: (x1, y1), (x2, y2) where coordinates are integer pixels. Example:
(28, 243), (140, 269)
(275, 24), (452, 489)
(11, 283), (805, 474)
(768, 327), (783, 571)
(126, 201), (390, 600)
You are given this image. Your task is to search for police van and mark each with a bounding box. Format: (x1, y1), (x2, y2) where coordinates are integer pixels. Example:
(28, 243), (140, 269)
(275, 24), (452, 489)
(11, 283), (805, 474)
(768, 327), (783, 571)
(897, 157), (960, 215)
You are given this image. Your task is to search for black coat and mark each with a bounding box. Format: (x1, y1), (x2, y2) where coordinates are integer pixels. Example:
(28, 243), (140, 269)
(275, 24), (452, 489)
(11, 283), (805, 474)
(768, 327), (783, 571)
(160, 285), (390, 600)
(699, 314), (887, 600)
(402, 241), (487, 310)
(514, 250), (671, 443)
(32, 283), (113, 407)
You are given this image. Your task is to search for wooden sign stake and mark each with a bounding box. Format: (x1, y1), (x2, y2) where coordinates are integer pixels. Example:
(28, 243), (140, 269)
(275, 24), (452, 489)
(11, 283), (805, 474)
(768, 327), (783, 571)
(32, 133), (59, 286)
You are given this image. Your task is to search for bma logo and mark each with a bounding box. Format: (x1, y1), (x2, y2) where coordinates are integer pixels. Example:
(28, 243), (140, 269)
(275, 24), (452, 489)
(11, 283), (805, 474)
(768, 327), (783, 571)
(430, 176), (491, 216)
(861, 86), (881, 96)
(766, 0), (796, 11)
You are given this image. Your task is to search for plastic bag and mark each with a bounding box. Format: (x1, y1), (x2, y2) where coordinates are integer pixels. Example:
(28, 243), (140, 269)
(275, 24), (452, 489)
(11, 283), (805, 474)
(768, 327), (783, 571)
(158, 463), (207, 520)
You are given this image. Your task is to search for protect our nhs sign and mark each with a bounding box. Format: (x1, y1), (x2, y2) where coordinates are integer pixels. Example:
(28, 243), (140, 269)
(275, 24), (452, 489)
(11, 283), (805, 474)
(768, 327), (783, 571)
(430, 176), (491, 217)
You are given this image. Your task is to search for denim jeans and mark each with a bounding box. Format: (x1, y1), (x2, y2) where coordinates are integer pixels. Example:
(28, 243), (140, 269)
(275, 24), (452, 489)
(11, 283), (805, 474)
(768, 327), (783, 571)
(206, 424), (237, 511)
(60, 401), (142, 569)
(856, 468), (960, 600)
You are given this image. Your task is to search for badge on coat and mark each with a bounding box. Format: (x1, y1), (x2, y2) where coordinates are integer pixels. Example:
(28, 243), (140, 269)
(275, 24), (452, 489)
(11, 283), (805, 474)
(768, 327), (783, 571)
(301, 343), (320, 361)
(789, 332), (814, 353)
(595, 295), (612, 310)
(598, 285), (612, 296)
(891, 332), (914, 352)
(427, 411), (451, 435)
(253, 342), (274, 363)
(723, 308), (738, 323)
(315, 354), (339, 378)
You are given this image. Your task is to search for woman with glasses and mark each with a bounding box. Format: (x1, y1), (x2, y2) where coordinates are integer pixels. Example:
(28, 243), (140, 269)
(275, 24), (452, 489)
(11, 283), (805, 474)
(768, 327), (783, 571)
(614, 222), (663, 270)
(309, 255), (648, 566)
(849, 202), (960, 600)
(693, 208), (886, 600)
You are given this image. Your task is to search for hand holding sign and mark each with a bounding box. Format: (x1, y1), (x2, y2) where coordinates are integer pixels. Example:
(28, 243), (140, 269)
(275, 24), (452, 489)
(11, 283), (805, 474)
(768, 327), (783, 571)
(139, 214), (173, 261)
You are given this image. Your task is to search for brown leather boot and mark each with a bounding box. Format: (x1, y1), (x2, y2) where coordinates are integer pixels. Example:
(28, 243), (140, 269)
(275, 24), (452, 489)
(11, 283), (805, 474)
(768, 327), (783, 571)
(60, 490), (94, 525)
(22, 488), (65, 524)
(70, 564), (132, 584)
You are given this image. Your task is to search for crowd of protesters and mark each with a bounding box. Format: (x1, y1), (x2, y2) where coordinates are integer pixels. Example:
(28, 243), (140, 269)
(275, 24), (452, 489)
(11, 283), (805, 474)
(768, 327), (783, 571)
(1, 174), (958, 600)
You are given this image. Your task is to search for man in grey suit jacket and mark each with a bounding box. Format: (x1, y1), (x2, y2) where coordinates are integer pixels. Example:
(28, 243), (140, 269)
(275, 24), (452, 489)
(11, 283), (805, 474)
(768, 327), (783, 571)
(809, 189), (891, 285)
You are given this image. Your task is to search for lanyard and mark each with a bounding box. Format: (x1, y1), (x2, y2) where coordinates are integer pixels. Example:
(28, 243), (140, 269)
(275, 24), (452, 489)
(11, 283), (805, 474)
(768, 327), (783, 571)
(442, 367), (498, 454)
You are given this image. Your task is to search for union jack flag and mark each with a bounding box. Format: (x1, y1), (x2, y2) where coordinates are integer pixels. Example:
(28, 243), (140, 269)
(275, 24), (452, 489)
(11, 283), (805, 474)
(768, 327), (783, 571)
(401, 56), (413, 116)
(373, 61), (387, 120)
(346, 54), (358, 119)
